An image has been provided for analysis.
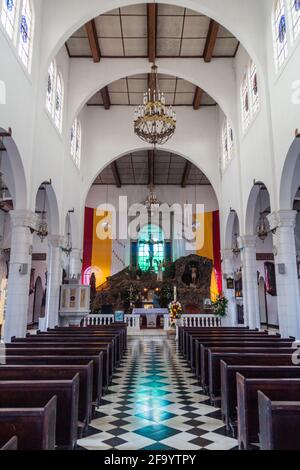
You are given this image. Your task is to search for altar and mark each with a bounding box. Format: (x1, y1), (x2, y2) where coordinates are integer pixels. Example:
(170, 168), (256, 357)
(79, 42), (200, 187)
(132, 308), (169, 328)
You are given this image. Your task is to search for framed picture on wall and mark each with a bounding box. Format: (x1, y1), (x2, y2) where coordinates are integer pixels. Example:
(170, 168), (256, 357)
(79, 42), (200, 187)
(114, 311), (125, 323)
(226, 278), (235, 290)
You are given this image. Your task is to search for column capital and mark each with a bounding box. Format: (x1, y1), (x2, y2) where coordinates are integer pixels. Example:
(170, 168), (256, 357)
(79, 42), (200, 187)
(238, 235), (257, 250)
(9, 210), (40, 231)
(48, 235), (64, 249)
(267, 210), (297, 231)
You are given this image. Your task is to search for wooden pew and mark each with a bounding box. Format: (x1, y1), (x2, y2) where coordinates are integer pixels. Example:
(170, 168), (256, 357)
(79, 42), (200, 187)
(178, 326), (250, 354)
(197, 340), (294, 383)
(187, 331), (272, 367)
(0, 364), (93, 431)
(258, 391), (300, 450)
(0, 377), (79, 449)
(185, 331), (270, 363)
(237, 375), (300, 450)
(7, 343), (112, 385)
(24, 334), (120, 367)
(0, 396), (57, 450)
(0, 436), (18, 451)
(0, 355), (103, 408)
(2, 347), (107, 395)
(220, 363), (300, 436)
(208, 352), (296, 403)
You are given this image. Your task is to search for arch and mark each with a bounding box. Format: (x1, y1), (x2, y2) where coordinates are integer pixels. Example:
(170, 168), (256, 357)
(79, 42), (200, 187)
(225, 209), (240, 249)
(279, 137), (300, 210)
(83, 146), (221, 209)
(68, 61), (237, 135)
(42, 0), (265, 89)
(34, 183), (60, 235)
(0, 127), (27, 209)
(245, 181), (272, 235)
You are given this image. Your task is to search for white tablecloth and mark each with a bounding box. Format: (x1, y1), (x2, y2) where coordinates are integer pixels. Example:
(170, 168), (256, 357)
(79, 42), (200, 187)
(132, 309), (169, 328)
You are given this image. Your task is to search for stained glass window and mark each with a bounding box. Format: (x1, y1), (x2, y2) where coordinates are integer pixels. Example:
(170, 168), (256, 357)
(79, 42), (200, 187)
(272, 0), (288, 71)
(249, 61), (260, 115)
(70, 118), (82, 169)
(54, 73), (63, 131)
(222, 118), (234, 171)
(138, 225), (165, 273)
(18, 0), (34, 70)
(241, 72), (250, 131)
(289, 0), (300, 40)
(46, 60), (56, 114)
(1, 0), (18, 40)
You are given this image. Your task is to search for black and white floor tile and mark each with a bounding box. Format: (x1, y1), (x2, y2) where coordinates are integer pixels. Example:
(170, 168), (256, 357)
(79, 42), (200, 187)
(77, 337), (238, 451)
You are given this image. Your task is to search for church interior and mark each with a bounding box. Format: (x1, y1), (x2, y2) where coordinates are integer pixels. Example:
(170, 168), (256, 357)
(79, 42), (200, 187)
(1, 0), (300, 454)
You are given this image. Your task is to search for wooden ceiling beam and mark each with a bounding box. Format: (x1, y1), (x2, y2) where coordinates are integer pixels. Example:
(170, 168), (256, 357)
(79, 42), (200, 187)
(181, 161), (192, 188)
(111, 162), (122, 188)
(86, 19), (101, 63)
(147, 3), (157, 63)
(101, 86), (111, 110)
(148, 150), (154, 186)
(193, 87), (204, 110)
(203, 19), (219, 63)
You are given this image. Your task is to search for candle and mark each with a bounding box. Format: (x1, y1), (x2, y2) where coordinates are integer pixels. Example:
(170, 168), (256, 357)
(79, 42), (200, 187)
(174, 286), (177, 302)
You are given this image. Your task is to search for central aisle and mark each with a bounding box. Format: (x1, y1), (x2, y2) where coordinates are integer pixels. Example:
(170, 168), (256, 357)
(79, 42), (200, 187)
(78, 337), (238, 450)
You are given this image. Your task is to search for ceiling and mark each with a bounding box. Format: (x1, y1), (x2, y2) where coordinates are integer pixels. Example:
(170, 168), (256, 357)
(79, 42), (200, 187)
(94, 150), (211, 186)
(87, 73), (217, 107)
(66, 4), (239, 59)
(65, 3), (239, 110)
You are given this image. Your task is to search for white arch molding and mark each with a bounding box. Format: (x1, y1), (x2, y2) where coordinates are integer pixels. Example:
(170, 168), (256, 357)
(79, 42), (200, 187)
(83, 145), (221, 208)
(280, 138), (300, 210)
(41, 0), (265, 84)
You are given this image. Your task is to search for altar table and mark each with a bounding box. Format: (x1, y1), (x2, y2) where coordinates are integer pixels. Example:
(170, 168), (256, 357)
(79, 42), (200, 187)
(132, 308), (169, 328)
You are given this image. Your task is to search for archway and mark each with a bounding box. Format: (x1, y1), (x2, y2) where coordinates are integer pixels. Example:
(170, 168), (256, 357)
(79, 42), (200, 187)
(245, 182), (278, 328)
(32, 276), (44, 324)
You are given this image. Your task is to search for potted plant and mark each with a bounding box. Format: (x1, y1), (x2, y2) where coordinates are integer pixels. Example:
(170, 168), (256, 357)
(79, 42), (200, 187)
(211, 295), (228, 318)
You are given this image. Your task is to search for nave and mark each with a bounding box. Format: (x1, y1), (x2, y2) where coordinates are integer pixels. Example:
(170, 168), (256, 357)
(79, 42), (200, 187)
(77, 337), (237, 451)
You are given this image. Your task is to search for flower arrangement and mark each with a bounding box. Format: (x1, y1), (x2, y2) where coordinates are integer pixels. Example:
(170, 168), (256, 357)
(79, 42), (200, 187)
(168, 300), (183, 324)
(211, 295), (228, 318)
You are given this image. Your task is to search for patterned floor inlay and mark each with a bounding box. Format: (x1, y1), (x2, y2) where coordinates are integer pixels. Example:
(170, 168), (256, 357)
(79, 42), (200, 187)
(77, 337), (238, 450)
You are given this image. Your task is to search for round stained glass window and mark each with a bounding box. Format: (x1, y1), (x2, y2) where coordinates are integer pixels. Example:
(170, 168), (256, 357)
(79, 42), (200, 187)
(278, 15), (286, 43)
(294, 0), (300, 12)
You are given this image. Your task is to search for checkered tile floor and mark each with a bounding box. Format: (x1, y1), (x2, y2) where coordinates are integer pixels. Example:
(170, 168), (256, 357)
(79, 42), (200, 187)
(77, 337), (238, 450)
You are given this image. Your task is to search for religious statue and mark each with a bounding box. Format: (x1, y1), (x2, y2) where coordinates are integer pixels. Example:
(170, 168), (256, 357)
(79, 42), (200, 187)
(182, 262), (200, 288)
(156, 260), (164, 282)
(90, 272), (97, 302)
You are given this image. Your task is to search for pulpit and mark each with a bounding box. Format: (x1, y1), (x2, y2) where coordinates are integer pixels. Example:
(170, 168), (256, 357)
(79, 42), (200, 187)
(59, 284), (90, 326)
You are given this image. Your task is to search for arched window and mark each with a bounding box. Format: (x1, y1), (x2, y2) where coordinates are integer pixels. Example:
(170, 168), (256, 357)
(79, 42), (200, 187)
(1, 0), (19, 40)
(138, 224), (165, 273)
(241, 60), (260, 132)
(18, 0), (34, 71)
(45, 61), (64, 133)
(272, 0), (288, 71)
(221, 118), (234, 171)
(288, 0), (300, 41)
(46, 60), (56, 114)
(241, 72), (250, 131)
(70, 118), (82, 169)
(54, 72), (64, 131)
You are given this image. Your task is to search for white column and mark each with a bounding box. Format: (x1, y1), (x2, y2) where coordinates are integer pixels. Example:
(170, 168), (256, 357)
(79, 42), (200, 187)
(4, 210), (39, 342)
(268, 210), (300, 339)
(222, 248), (237, 326)
(238, 235), (260, 330)
(69, 248), (82, 280)
(45, 235), (64, 329)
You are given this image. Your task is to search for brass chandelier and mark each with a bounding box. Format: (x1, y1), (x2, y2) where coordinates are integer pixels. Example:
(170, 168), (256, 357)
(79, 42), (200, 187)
(134, 65), (176, 146)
